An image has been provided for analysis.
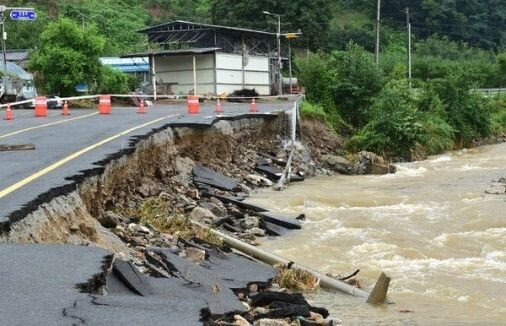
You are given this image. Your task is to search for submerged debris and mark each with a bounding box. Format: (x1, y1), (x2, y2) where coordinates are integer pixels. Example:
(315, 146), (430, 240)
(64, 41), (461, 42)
(274, 266), (319, 291)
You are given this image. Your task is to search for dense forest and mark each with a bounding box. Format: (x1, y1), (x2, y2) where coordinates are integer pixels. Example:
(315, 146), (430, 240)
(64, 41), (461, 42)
(4, 0), (506, 53)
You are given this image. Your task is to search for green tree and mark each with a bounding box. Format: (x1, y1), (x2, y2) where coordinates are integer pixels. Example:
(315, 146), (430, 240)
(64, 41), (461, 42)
(498, 53), (506, 87)
(329, 42), (385, 127)
(428, 70), (491, 144)
(97, 65), (132, 94)
(59, 0), (149, 55)
(295, 52), (334, 112)
(210, 0), (333, 50)
(28, 18), (105, 96)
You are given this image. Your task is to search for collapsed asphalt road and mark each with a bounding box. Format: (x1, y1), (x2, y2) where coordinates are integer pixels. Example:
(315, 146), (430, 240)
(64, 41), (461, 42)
(0, 243), (278, 325)
(0, 102), (288, 227)
(0, 99), (345, 325)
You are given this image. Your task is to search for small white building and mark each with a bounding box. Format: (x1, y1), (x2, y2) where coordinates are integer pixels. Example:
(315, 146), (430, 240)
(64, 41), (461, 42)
(123, 21), (281, 97)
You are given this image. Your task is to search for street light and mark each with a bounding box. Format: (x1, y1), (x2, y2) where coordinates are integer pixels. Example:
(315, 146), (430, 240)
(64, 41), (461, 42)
(263, 11), (282, 96)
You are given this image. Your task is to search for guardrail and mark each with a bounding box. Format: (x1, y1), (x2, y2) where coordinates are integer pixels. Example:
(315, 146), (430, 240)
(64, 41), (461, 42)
(0, 93), (302, 109)
(473, 88), (506, 96)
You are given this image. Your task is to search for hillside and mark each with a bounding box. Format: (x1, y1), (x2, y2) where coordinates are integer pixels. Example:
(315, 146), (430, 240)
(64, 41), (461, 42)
(4, 0), (505, 56)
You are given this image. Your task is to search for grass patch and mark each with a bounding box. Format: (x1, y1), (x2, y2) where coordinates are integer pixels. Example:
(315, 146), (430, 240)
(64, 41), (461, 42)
(164, 215), (223, 247)
(123, 197), (223, 247)
(300, 101), (328, 122)
(274, 266), (319, 291)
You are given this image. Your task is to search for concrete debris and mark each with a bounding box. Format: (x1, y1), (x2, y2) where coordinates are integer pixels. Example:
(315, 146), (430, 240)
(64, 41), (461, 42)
(112, 259), (154, 296)
(247, 174), (275, 187)
(191, 206), (219, 223)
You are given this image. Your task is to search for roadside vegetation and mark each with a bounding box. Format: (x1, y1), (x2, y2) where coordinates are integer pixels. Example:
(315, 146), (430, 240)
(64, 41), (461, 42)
(298, 42), (506, 161)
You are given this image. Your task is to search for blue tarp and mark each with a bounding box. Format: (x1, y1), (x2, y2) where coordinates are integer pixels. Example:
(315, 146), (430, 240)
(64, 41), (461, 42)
(0, 60), (33, 80)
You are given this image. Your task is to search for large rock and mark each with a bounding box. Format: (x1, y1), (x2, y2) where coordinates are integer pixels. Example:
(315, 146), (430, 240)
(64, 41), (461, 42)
(320, 155), (351, 175)
(485, 183), (506, 195)
(241, 215), (260, 229)
(173, 157), (195, 186)
(247, 174), (274, 187)
(352, 151), (391, 175)
(369, 162), (390, 175)
(190, 206), (219, 223)
(199, 201), (227, 217)
(98, 211), (121, 228)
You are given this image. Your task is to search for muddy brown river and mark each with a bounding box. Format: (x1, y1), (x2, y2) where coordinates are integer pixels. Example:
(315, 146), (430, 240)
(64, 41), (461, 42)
(250, 142), (506, 324)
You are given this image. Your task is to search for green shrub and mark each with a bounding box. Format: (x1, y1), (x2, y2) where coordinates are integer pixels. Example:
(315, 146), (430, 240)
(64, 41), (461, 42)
(97, 65), (132, 94)
(299, 100), (351, 134)
(428, 70), (491, 144)
(490, 94), (506, 134)
(347, 80), (424, 158)
(348, 79), (456, 159)
(299, 101), (327, 121)
(295, 52), (335, 112)
(296, 42), (384, 128)
(329, 42), (385, 127)
(491, 110), (506, 134)
(420, 114), (455, 155)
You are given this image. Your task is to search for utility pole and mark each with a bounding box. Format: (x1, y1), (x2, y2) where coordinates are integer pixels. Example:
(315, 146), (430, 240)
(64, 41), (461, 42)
(406, 7), (412, 86)
(263, 11), (282, 96)
(375, 0), (381, 66)
(277, 14), (282, 96)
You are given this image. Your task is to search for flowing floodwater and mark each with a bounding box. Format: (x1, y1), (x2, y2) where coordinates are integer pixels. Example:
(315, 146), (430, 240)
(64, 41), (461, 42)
(249, 143), (506, 324)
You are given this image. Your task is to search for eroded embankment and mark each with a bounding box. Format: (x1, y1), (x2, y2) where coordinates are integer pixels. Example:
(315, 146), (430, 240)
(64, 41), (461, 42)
(0, 113), (359, 325)
(2, 115), (292, 249)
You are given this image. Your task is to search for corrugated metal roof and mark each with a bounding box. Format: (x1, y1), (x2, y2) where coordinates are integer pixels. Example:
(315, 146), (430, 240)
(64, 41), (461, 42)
(100, 57), (149, 65)
(100, 57), (150, 73)
(0, 60), (32, 80)
(113, 64), (149, 73)
(121, 47), (221, 58)
(5, 49), (29, 62)
(139, 20), (276, 36)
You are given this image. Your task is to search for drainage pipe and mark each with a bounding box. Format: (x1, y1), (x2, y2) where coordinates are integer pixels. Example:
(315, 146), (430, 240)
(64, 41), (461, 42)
(191, 220), (370, 298)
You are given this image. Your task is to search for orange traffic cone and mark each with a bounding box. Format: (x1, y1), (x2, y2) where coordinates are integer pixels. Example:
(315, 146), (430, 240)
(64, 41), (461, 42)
(215, 98), (222, 114)
(249, 98), (258, 113)
(4, 104), (13, 120)
(61, 101), (70, 115)
(137, 100), (146, 114)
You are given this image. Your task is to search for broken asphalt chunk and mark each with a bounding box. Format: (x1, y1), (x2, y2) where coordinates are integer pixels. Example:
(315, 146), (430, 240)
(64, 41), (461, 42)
(258, 212), (303, 230)
(192, 165), (238, 191)
(113, 259), (154, 296)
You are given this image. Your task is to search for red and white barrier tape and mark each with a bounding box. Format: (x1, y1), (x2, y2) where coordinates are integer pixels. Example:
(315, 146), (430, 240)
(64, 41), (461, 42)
(0, 93), (302, 109)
